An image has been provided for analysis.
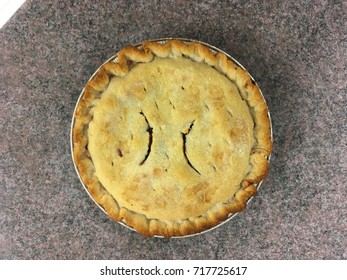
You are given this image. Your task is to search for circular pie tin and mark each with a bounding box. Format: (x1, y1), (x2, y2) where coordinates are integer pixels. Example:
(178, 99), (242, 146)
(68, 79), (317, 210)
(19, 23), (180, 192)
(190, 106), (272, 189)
(70, 38), (272, 238)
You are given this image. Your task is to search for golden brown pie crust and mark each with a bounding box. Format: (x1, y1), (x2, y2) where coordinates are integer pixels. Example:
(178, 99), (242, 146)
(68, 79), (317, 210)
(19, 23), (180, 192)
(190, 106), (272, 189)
(72, 39), (272, 237)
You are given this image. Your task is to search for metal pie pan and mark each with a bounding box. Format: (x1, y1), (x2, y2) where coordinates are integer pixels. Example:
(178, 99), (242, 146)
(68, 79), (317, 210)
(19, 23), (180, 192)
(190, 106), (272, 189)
(70, 38), (273, 238)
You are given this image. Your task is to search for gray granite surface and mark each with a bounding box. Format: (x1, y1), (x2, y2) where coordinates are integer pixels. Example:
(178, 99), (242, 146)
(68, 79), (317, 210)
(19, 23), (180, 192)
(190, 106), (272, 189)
(0, 0), (346, 260)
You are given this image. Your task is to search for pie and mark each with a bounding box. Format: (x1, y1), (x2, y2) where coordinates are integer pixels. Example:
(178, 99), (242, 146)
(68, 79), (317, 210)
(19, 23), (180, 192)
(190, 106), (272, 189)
(71, 39), (272, 237)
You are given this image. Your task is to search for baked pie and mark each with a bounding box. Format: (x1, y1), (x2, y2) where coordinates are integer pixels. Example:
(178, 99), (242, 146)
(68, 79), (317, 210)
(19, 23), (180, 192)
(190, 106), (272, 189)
(71, 39), (272, 237)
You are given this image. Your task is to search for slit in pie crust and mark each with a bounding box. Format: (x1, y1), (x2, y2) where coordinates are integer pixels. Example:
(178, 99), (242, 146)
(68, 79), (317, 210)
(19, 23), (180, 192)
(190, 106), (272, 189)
(71, 39), (272, 237)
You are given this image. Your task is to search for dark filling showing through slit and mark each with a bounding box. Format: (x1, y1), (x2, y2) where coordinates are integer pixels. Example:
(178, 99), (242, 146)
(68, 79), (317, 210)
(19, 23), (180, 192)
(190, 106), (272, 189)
(139, 111), (153, 165)
(182, 121), (201, 175)
(138, 113), (200, 174)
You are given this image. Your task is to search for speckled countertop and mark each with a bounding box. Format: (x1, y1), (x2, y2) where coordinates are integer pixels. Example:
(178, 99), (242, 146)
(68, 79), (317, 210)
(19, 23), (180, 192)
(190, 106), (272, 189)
(1, 0), (346, 260)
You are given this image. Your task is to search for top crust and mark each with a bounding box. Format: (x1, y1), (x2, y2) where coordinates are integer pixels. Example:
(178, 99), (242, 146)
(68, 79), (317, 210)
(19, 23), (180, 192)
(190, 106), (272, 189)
(72, 39), (272, 237)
